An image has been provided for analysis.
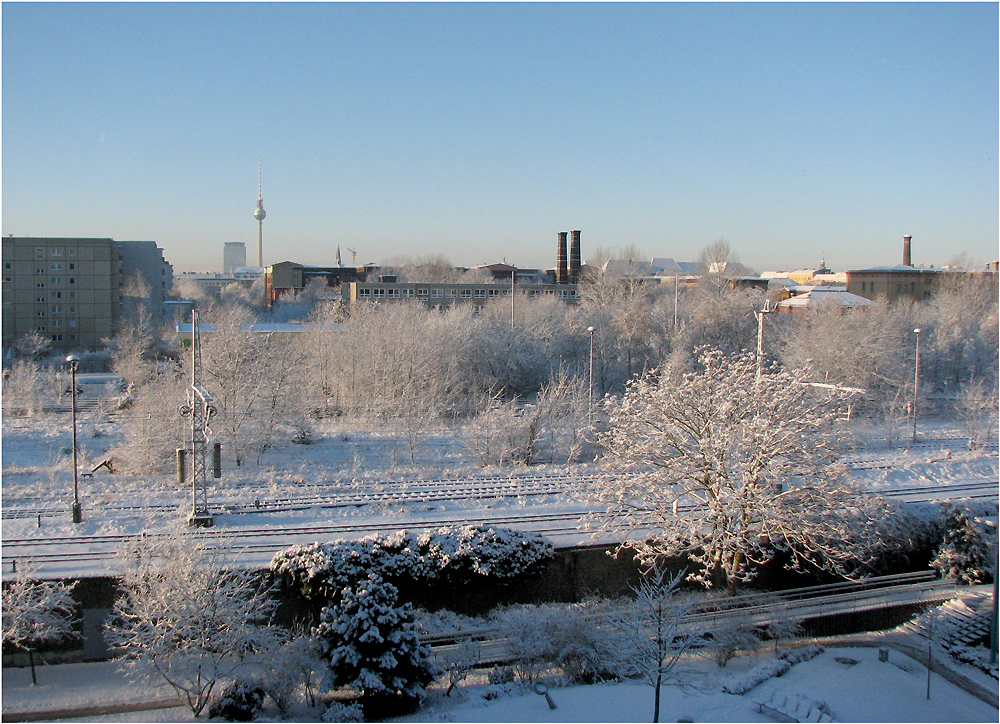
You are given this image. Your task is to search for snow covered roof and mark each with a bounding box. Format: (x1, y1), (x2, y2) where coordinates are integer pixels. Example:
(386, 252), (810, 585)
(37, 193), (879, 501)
(650, 258), (700, 275)
(848, 265), (942, 273)
(776, 290), (871, 310)
(175, 321), (346, 338)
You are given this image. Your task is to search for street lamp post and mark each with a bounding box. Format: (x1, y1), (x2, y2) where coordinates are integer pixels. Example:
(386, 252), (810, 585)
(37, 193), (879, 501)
(65, 355), (82, 523)
(912, 328), (922, 442)
(587, 326), (596, 428)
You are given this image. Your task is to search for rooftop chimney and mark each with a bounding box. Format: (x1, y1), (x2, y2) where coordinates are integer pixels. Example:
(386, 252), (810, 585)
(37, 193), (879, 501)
(903, 235), (912, 267)
(557, 232), (568, 284)
(569, 230), (582, 284)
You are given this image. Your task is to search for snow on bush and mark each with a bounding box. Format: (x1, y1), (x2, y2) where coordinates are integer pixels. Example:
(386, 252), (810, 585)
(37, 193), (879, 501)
(270, 525), (553, 601)
(206, 677), (266, 722)
(321, 701), (365, 723)
(494, 600), (613, 684)
(931, 505), (993, 584)
(948, 645), (999, 680)
(104, 533), (282, 718)
(316, 574), (441, 712)
(1, 561), (80, 685)
(721, 644), (825, 695)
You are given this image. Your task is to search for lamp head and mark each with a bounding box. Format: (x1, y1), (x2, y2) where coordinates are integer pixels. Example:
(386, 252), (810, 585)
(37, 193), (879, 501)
(65, 354), (80, 367)
(587, 326), (595, 333)
(913, 328), (921, 334)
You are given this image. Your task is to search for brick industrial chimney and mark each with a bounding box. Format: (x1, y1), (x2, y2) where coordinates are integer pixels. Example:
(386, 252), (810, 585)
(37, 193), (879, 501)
(570, 230), (582, 284)
(903, 235), (912, 267)
(557, 231), (568, 284)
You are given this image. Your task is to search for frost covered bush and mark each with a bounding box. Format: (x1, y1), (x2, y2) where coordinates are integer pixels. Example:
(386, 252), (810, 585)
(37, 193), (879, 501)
(707, 612), (762, 667)
(271, 525), (553, 602)
(321, 701), (365, 723)
(931, 506), (993, 584)
(104, 533), (281, 717)
(495, 600), (613, 684)
(316, 574), (441, 714)
(435, 525), (553, 581)
(1, 561), (79, 685)
(257, 630), (324, 711)
(720, 644), (825, 695)
(206, 677), (266, 722)
(948, 645), (999, 680)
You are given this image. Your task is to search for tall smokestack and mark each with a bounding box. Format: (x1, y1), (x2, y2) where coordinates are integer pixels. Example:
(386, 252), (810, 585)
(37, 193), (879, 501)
(557, 232), (568, 284)
(570, 230), (581, 284)
(903, 235), (912, 267)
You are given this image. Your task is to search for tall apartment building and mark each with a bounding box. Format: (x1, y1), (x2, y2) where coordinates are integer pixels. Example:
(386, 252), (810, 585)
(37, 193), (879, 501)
(2, 237), (172, 353)
(223, 242), (247, 273)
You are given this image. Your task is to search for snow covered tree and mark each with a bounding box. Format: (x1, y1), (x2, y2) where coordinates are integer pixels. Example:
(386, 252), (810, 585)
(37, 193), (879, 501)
(588, 347), (891, 593)
(316, 574), (441, 714)
(1, 360), (48, 417)
(103, 532), (281, 717)
(104, 273), (160, 388)
(112, 372), (188, 474)
(1, 562), (79, 685)
(931, 506), (992, 585)
(15, 330), (52, 360)
(955, 378), (998, 451)
(603, 567), (698, 723)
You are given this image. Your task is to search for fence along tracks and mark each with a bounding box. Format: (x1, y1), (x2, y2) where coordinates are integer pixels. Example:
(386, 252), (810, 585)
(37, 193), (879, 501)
(422, 570), (961, 664)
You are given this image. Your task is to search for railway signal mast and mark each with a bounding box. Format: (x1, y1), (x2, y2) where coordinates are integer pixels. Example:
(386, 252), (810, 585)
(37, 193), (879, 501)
(180, 310), (217, 527)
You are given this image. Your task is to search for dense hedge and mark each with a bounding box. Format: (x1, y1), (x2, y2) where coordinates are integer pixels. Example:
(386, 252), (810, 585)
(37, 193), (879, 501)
(270, 525), (554, 602)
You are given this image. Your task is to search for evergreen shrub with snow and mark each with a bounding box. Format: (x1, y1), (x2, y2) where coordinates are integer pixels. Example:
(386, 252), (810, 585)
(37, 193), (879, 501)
(206, 677), (266, 722)
(931, 506), (992, 585)
(316, 574), (442, 715)
(270, 525), (553, 603)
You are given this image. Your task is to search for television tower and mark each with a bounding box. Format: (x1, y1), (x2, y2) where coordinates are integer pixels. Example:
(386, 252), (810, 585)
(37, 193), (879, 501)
(253, 159), (266, 267)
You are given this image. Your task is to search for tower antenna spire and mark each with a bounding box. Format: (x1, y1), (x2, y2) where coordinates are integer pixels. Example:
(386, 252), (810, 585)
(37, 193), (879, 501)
(253, 158), (266, 267)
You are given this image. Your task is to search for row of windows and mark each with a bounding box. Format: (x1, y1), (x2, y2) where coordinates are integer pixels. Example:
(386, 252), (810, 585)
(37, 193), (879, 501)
(34, 247), (78, 259)
(355, 286), (579, 300)
(33, 317), (78, 327)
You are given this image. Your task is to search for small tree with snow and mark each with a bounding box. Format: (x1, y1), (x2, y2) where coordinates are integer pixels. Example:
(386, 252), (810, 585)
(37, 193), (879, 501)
(707, 610), (762, 668)
(316, 574), (441, 715)
(931, 506), (992, 585)
(103, 532), (281, 717)
(955, 378), (998, 451)
(257, 628), (325, 712)
(588, 347), (891, 593)
(604, 567), (698, 723)
(1, 562), (79, 685)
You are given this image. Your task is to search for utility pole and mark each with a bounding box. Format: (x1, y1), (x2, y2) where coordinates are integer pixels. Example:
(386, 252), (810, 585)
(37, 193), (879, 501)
(673, 273), (679, 329)
(181, 310), (217, 527)
(912, 328), (922, 442)
(510, 270), (516, 328)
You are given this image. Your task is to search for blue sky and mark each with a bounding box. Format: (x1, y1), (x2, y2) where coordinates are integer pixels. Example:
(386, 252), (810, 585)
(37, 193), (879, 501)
(3, 2), (997, 273)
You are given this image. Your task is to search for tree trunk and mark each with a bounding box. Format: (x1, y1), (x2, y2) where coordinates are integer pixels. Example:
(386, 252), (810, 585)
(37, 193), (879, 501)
(28, 649), (37, 686)
(653, 671), (661, 723)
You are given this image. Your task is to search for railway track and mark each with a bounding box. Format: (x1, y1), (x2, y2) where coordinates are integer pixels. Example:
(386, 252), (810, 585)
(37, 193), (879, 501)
(1, 508), (602, 576)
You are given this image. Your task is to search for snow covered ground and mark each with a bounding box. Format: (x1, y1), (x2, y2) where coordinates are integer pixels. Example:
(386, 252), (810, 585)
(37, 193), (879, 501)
(2, 642), (995, 722)
(2, 414), (997, 579)
(2, 414), (998, 722)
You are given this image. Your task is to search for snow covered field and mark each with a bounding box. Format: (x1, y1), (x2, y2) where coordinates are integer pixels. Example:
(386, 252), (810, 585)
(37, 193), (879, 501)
(2, 413), (997, 579)
(2, 642), (996, 722)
